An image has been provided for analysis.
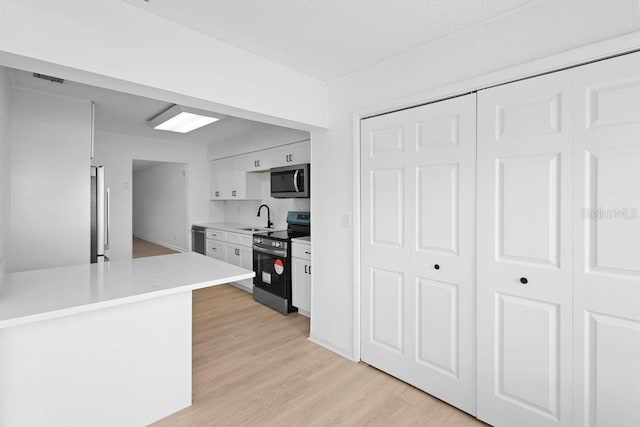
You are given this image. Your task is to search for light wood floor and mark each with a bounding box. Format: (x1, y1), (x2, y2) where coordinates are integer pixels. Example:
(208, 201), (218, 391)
(132, 237), (180, 258)
(153, 285), (485, 427)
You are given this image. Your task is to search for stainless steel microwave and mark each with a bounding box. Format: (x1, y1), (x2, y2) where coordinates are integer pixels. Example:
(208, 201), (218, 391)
(270, 163), (310, 198)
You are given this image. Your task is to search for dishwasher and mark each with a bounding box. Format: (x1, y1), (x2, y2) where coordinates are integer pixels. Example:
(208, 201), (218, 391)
(191, 226), (206, 255)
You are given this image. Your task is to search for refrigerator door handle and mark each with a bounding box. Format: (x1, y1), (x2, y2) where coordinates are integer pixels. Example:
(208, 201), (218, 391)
(105, 187), (110, 250)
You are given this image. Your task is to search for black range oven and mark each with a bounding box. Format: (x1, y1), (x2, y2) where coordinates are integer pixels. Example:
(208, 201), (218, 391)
(252, 211), (310, 315)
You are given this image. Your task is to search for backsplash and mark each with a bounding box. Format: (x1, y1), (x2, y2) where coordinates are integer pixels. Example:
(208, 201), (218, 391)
(209, 173), (310, 228)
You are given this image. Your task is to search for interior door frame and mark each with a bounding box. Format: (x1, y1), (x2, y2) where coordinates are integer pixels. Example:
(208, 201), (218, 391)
(352, 31), (640, 362)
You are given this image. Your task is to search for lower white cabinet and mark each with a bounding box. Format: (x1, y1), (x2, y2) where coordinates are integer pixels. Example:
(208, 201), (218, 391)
(292, 257), (311, 316)
(205, 238), (224, 260)
(292, 239), (311, 317)
(204, 229), (254, 293)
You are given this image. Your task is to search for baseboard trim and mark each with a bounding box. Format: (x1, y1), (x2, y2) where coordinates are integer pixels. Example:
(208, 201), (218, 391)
(308, 334), (357, 362)
(133, 235), (186, 253)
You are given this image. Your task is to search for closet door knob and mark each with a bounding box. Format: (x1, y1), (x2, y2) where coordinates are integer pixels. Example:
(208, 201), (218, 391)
(520, 277), (528, 285)
(434, 264), (440, 270)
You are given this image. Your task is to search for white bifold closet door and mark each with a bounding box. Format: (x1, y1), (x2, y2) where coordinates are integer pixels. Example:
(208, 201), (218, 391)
(572, 52), (640, 426)
(476, 70), (574, 426)
(360, 94), (476, 414)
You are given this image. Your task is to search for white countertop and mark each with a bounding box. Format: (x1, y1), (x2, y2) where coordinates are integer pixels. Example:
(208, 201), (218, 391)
(292, 235), (311, 243)
(192, 222), (284, 235)
(0, 253), (254, 330)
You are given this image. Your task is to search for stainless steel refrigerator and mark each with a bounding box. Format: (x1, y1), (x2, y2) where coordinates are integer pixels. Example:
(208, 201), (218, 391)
(90, 166), (110, 263)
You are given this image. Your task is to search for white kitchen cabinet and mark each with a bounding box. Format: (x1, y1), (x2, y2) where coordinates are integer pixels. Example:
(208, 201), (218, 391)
(244, 151), (272, 172)
(206, 228), (225, 241)
(210, 156), (261, 200)
(210, 141), (310, 198)
(210, 158), (232, 200)
(205, 238), (224, 260)
(225, 242), (254, 292)
(292, 239), (312, 317)
(272, 141), (310, 168)
(292, 257), (311, 316)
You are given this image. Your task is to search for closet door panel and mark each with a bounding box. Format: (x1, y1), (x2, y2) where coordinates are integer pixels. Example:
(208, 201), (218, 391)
(573, 51), (640, 427)
(361, 110), (414, 380)
(361, 94), (476, 416)
(410, 95), (477, 414)
(477, 70), (573, 427)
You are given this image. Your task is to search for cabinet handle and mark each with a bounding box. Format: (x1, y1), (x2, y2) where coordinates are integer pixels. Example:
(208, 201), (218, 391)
(235, 248), (240, 256)
(434, 264), (440, 270)
(520, 277), (528, 285)
(215, 191), (219, 197)
(257, 160), (260, 167)
(308, 266), (311, 275)
(304, 251), (311, 255)
(232, 190), (237, 197)
(304, 265), (308, 274)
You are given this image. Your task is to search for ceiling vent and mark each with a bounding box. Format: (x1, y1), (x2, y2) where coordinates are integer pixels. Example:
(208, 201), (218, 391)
(32, 73), (64, 84)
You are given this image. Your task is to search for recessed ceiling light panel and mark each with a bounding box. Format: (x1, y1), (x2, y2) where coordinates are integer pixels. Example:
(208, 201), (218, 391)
(148, 105), (224, 133)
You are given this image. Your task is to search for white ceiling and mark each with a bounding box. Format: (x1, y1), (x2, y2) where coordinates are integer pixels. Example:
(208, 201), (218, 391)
(123, 0), (536, 81)
(10, 69), (300, 146)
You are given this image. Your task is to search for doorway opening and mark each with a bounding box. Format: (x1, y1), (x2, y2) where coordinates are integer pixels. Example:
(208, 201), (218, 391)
(132, 159), (188, 259)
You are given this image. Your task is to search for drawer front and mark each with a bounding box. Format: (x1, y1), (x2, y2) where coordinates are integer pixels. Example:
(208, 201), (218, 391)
(226, 232), (252, 247)
(292, 243), (311, 261)
(206, 239), (224, 260)
(206, 229), (225, 241)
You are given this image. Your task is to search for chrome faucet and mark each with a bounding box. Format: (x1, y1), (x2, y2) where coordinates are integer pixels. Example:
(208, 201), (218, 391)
(257, 204), (273, 229)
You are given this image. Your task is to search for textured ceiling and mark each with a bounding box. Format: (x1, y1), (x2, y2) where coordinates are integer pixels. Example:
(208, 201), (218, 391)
(123, 0), (536, 81)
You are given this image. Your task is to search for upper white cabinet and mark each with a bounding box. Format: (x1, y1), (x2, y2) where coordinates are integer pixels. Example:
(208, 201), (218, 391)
(210, 141), (310, 200)
(244, 151), (272, 172)
(272, 141), (311, 168)
(210, 156), (261, 200)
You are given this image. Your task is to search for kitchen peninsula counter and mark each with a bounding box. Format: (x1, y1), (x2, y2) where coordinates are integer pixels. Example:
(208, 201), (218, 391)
(0, 253), (254, 426)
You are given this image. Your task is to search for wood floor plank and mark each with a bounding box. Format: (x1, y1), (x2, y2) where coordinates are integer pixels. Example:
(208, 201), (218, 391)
(152, 285), (485, 427)
(132, 237), (180, 258)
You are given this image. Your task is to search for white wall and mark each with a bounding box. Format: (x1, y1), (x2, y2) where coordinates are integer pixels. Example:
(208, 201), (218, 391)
(0, 0), (328, 131)
(310, 0), (640, 359)
(133, 162), (188, 252)
(10, 87), (90, 272)
(207, 126), (309, 160)
(93, 131), (209, 261)
(0, 66), (10, 280)
(214, 174), (310, 228)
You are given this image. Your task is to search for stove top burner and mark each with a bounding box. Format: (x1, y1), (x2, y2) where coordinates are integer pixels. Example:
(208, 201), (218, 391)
(254, 229), (308, 241)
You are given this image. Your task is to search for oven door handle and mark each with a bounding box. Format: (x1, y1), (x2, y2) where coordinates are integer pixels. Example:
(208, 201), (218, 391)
(253, 246), (287, 257)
